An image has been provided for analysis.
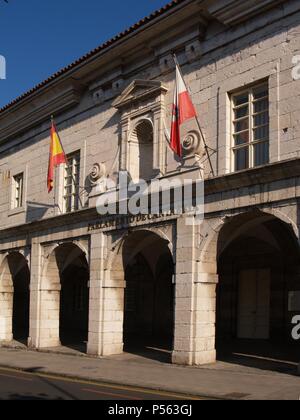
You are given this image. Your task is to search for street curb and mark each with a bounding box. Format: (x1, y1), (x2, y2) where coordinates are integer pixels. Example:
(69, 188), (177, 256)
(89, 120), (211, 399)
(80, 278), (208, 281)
(0, 363), (227, 400)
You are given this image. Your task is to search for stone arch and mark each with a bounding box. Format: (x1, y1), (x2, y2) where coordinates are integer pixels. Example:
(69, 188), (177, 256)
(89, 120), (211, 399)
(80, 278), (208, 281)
(128, 118), (154, 182)
(105, 227), (174, 282)
(143, 226), (174, 258)
(214, 209), (300, 364)
(42, 241), (88, 284)
(122, 230), (175, 355)
(0, 251), (30, 343)
(262, 207), (299, 240)
(101, 228), (175, 358)
(199, 208), (299, 277)
(39, 242), (89, 349)
(128, 117), (154, 139)
(122, 230), (173, 276)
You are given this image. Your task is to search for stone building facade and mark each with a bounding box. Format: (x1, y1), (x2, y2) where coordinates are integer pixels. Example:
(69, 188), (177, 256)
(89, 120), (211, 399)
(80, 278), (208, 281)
(0, 0), (300, 366)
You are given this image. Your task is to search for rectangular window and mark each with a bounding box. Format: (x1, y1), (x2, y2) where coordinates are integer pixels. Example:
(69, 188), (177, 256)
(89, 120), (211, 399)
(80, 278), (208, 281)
(232, 83), (269, 171)
(64, 151), (80, 213)
(13, 173), (24, 209)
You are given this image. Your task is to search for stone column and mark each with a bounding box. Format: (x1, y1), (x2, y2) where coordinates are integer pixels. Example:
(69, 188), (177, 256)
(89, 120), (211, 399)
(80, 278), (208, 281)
(172, 216), (217, 366)
(87, 232), (105, 356)
(87, 232), (125, 357)
(28, 240), (40, 348)
(38, 288), (61, 348)
(172, 216), (196, 365)
(0, 285), (13, 342)
(101, 284), (125, 356)
(29, 241), (61, 349)
(0, 254), (13, 342)
(192, 274), (218, 365)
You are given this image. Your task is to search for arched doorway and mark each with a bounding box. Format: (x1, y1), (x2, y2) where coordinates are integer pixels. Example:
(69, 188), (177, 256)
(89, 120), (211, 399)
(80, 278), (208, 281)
(41, 243), (89, 351)
(122, 230), (174, 361)
(60, 262), (89, 348)
(216, 212), (300, 370)
(129, 119), (154, 182)
(0, 252), (30, 344)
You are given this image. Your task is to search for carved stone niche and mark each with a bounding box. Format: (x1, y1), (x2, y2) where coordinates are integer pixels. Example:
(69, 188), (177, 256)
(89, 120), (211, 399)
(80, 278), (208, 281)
(113, 80), (168, 179)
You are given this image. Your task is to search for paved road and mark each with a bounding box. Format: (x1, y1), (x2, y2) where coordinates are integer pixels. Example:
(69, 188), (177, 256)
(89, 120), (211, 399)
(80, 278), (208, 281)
(0, 367), (201, 400)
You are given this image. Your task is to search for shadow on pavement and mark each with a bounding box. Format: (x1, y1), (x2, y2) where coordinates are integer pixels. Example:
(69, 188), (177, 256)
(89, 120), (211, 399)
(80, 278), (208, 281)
(217, 339), (300, 376)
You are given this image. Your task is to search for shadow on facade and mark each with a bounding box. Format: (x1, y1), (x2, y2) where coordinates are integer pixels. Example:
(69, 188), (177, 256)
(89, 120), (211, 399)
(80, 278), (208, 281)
(26, 202), (53, 223)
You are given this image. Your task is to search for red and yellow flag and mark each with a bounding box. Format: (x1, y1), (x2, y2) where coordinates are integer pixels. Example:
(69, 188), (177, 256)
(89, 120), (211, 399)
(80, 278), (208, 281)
(47, 120), (67, 193)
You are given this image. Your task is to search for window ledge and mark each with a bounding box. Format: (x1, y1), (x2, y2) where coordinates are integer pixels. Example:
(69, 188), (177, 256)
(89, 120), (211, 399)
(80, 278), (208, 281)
(206, 158), (300, 195)
(8, 207), (26, 217)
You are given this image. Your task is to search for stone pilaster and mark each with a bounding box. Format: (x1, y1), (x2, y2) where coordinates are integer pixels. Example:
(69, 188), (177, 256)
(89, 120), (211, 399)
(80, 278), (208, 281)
(0, 254), (13, 343)
(37, 287), (61, 348)
(172, 216), (196, 365)
(192, 274), (218, 365)
(0, 288), (13, 342)
(87, 232), (125, 357)
(172, 216), (217, 365)
(28, 240), (40, 348)
(30, 241), (61, 349)
(87, 232), (105, 356)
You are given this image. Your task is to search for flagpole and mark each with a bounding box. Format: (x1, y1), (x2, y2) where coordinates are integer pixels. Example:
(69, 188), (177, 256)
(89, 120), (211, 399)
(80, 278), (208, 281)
(172, 54), (215, 177)
(50, 115), (57, 214)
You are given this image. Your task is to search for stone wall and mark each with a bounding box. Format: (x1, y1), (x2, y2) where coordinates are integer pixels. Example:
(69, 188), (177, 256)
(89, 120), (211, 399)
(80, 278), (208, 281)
(0, 0), (300, 366)
(0, 1), (300, 230)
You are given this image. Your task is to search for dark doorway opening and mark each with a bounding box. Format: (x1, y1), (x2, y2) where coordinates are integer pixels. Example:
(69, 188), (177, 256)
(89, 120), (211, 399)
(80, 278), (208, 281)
(216, 215), (300, 374)
(123, 233), (174, 363)
(59, 264), (89, 351)
(12, 264), (30, 343)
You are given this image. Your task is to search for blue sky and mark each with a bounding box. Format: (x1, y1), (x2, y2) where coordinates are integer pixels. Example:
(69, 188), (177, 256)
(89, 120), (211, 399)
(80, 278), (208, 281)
(0, 0), (169, 108)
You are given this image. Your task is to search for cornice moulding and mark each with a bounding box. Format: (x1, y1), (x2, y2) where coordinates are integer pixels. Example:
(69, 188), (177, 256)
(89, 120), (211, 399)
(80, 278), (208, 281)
(0, 157), (299, 239)
(0, 80), (85, 145)
(206, 0), (286, 26)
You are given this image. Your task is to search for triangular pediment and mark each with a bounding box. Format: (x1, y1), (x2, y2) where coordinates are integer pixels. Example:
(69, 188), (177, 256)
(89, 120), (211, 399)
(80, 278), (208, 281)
(113, 80), (168, 109)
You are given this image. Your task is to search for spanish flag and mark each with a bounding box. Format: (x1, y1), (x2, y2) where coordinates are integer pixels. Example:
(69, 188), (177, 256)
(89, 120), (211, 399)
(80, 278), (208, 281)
(47, 119), (67, 193)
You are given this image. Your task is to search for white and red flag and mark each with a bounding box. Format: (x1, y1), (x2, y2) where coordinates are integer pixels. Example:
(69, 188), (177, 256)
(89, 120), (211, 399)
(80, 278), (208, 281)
(170, 64), (197, 157)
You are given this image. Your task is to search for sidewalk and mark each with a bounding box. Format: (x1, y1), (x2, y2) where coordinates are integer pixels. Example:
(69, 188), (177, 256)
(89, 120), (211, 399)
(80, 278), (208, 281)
(0, 347), (299, 400)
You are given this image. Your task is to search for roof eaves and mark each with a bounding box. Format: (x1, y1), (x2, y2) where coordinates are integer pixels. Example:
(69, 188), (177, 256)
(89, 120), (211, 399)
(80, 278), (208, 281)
(0, 0), (188, 115)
